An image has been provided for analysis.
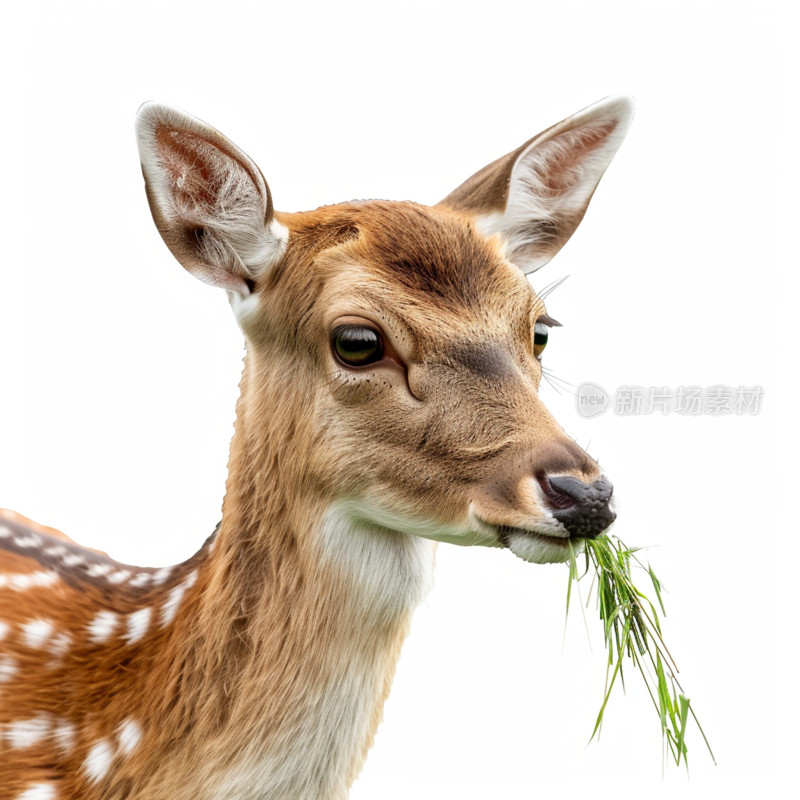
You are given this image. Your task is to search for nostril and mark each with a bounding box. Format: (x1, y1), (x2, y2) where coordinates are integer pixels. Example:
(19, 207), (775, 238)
(537, 475), (576, 510)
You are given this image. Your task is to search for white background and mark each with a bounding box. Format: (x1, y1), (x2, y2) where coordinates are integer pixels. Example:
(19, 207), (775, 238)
(0, 1), (795, 798)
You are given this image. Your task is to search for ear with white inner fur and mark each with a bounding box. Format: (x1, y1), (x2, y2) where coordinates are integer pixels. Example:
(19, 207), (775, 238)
(437, 94), (634, 274)
(135, 102), (287, 296)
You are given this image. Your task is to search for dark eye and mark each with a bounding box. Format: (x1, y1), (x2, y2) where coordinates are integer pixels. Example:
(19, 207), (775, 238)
(533, 322), (549, 360)
(332, 325), (384, 367)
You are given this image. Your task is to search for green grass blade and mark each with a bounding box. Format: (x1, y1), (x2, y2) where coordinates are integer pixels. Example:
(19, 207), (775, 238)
(649, 564), (667, 616)
(676, 693), (691, 766)
(565, 533), (714, 771)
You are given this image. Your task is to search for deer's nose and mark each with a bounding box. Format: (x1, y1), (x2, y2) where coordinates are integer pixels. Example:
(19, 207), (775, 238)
(538, 474), (615, 539)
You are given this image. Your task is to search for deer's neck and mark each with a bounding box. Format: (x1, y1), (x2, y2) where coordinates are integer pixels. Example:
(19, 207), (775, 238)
(131, 379), (435, 800)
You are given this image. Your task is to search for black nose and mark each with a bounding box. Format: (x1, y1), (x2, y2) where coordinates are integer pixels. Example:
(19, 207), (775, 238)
(538, 475), (615, 539)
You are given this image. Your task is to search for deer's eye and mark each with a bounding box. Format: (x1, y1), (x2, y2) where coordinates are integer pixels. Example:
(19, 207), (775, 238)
(333, 325), (384, 367)
(533, 322), (549, 360)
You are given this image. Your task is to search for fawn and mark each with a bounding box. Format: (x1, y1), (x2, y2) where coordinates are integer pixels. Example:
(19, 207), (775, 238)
(0, 95), (632, 799)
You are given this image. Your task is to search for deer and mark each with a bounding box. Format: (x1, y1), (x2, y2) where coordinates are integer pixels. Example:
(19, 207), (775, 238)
(0, 94), (632, 800)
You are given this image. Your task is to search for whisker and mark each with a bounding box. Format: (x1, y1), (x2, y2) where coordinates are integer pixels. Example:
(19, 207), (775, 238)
(542, 369), (576, 396)
(542, 367), (575, 390)
(542, 372), (565, 395)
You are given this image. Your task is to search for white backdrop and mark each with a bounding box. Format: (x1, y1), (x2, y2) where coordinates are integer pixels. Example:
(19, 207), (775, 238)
(0, 1), (795, 798)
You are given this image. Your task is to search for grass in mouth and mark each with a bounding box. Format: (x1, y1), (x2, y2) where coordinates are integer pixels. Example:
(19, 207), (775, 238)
(566, 535), (716, 771)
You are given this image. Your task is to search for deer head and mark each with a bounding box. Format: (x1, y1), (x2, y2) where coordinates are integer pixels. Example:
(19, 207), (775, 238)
(136, 95), (632, 569)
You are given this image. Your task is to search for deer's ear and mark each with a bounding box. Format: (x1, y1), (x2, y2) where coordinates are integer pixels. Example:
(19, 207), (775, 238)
(136, 102), (286, 296)
(438, 95), (634, 274)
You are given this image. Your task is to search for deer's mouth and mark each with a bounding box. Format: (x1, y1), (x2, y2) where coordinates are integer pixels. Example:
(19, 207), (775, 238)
(471, 510), (576, 564)
(496, 524), (569, 545)
(494, 524), (576, 564)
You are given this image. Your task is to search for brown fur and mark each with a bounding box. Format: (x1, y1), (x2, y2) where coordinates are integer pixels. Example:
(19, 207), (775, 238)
(0, 97), (631, 799)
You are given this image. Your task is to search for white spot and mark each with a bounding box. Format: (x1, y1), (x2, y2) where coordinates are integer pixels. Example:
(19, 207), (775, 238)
(83, 738), (114, 782)
(5, 713), (52, 749)
(0, 571), (60, 591)
(43, 544), (68, 559)
(49, 631), (73, 660)
(62, 553), (85, 568)
(108, 569), (132, 585)
(87, 610), (119, 644)
(0, 524), (10, 538)
(53, 718), (76, 754)
(0, 620), (9, 641)
(124, 607), (152, 645)
(160, 584), (186, 627)
(29, 571), (60, 589)
(27, 571), (60, 589)
(160, 572), (197, 627)
(117, 718), (142, 756)
(12, 534), (40, 549)
(16, 784), (57, 800)
(22, 619), (55, 649)
(151, 566), (172, 585)
(0, 655), (18, 682)
(129, 572), (152, 588)
(87, 562), (113, 578)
